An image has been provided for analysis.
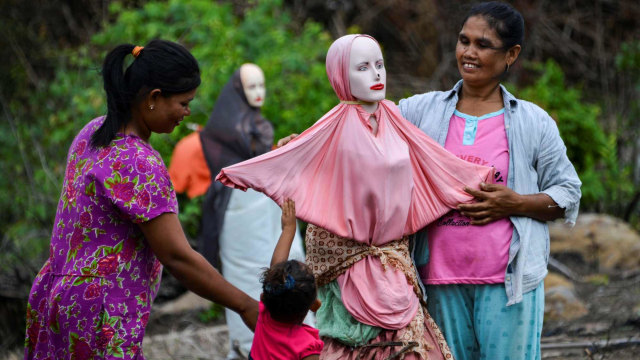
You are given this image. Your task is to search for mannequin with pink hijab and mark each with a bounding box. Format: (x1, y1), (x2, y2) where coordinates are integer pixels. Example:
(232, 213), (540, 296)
(218, 35), (494, 359)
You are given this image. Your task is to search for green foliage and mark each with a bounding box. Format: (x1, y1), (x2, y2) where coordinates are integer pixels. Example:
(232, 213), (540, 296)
(197, 302), (224, 323)
(614, 40), (640, 228)
(616, 41), (640, 78)
(0, 222), (49, 274)
(586, 274), (609, 286)
(0, 0), (333, 281)
(176, 193), (203, 241)
(91, 0), (334, 150)
(513, 59), (634, 209)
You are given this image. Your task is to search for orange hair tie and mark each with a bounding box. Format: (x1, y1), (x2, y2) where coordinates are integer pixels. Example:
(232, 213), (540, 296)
(132, 46), (144, 58)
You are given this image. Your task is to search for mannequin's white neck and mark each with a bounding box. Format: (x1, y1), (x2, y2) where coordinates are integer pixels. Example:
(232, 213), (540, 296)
(360, 101), (378, 114)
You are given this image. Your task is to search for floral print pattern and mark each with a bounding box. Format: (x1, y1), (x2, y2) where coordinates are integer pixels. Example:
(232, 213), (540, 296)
(25, 117), (178, 359)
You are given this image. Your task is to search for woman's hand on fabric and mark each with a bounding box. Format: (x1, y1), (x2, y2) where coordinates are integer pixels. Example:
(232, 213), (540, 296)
(458, 182), (522, 225)
(276, 133), (298, 148)
(459, 182), (566, 224)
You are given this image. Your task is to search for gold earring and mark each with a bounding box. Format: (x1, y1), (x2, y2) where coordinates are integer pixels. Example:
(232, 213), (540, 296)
(506, 63), (511, 72)
(149, 105), (154, 110)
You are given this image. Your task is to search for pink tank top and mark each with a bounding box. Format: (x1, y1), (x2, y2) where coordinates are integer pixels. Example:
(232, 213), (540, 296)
(421, 109), (513, 284)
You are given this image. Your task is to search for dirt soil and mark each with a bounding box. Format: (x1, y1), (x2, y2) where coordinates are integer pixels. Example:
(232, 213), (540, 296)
(139, 264), (640, 360)
(539, 254), (640, 359)
(2, 264), (638, 360)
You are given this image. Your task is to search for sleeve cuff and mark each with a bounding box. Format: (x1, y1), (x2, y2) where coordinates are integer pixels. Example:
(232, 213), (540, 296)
(541, 187), (579, 226)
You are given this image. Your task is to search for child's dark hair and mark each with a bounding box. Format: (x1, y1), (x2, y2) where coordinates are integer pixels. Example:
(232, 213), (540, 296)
(462, 1), (524, 50)
(261, 260), (316, 324)
(91, 39), (201, 148)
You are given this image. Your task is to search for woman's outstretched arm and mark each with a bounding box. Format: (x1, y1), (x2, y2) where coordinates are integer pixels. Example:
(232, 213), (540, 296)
(139, 213), (259, 330)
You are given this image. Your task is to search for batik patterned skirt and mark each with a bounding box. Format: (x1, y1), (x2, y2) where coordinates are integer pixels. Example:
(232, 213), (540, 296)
(305, 224), (453, 360)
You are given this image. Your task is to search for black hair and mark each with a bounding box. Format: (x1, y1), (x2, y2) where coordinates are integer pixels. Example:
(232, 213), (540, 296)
(260, 260), (316, 324)
(91, 39), (201, 148)
(462, 1), (524, 50)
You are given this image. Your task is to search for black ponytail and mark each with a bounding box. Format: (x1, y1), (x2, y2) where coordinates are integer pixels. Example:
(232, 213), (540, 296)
(91, 44), (136, 148)
(91, 39), (201, 148)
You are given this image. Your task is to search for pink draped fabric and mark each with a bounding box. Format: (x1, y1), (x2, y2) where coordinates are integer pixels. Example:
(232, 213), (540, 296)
(216, 34), (494, 330)
(337, 255), (420, 328)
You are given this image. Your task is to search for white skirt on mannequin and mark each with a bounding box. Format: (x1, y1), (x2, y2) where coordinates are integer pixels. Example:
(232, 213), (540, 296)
(219, 188), (313, 359)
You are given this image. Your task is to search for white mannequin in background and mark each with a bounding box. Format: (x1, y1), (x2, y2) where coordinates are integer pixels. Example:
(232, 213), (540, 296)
(240, 63), (266, 108)
(221, 63), (311, 360)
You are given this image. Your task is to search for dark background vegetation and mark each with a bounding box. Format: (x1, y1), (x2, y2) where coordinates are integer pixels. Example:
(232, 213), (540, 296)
(1, 0), (638, 354)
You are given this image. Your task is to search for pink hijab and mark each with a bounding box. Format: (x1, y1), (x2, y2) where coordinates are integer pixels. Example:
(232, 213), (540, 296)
(217, 34), (494, 329)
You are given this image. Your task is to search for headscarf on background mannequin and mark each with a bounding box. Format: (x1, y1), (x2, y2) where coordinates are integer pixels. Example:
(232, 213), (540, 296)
(198, 66), (274, 268)
(217, 35), (493, 244)
(201, 66), (273, 175)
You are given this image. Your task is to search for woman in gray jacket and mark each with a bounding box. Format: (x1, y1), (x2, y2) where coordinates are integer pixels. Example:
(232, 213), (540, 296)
(398, 2), (581, 360)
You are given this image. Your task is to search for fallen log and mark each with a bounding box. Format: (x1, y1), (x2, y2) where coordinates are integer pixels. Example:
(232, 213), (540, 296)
(541, 336), (640, 352)
(548, 256), (584, 283)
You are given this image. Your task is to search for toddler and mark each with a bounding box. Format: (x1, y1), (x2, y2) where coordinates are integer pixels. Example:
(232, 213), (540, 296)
(249, 199), (323, 359)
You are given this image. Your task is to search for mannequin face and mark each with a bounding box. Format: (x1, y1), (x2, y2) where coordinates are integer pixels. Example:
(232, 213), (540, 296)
(348, 37), (386, 103)
(240, 64), (266, 108)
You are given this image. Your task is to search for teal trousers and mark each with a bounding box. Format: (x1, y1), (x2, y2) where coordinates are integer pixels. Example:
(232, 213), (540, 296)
(426, 282), (544, 360)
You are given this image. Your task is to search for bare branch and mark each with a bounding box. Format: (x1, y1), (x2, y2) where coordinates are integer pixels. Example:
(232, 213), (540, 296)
(1, 29), (41, 88)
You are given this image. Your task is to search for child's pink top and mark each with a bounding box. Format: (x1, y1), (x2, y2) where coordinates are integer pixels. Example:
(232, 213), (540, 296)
(421, 109), (513, 284)
(250, 302), (324, 359)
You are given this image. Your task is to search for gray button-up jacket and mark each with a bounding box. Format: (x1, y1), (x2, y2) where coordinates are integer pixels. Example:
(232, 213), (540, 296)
(399, 80), (582, 305)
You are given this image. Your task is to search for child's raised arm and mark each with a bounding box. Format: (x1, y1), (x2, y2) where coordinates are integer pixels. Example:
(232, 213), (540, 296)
(270, 199), (297, 266)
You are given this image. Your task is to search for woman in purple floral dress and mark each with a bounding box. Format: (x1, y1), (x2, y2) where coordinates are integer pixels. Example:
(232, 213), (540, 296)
(24, 40), (259, 360)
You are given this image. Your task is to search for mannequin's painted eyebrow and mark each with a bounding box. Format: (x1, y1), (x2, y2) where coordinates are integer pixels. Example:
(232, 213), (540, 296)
(356, 59), (383, 66)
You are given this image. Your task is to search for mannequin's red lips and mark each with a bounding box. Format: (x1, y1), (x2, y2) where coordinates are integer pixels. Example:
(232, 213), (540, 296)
(370, 84), (384, 90)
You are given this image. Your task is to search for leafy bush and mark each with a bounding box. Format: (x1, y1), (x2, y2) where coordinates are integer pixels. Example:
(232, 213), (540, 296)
(614, 40), (640, 227)
(616, 41), (640, 77)
(513, 59), (634, 210)
(198, 302), (224, 323)
(0, 0), (334, 281)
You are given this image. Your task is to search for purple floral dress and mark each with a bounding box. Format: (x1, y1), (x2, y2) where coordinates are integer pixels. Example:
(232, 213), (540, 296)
(25, 117), (178, 359)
